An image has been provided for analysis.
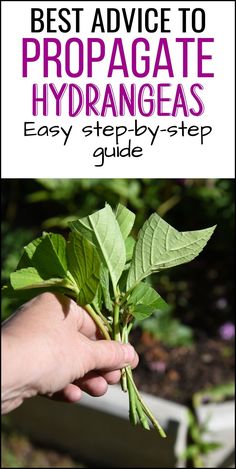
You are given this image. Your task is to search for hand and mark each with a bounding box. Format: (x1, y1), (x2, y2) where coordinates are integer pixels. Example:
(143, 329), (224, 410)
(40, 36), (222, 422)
(1, 293), (138, 414)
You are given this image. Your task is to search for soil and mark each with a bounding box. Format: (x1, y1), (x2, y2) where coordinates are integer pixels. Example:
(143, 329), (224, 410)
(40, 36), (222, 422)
(130, 329), (235, 406)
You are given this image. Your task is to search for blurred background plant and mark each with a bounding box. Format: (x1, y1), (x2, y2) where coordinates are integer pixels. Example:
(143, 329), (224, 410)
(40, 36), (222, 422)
(1, 178), (235, 467)
(183, 381), (235, 468)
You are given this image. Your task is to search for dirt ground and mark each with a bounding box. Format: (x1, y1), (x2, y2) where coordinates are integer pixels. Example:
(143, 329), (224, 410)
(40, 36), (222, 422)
(131, 330), (235, 405)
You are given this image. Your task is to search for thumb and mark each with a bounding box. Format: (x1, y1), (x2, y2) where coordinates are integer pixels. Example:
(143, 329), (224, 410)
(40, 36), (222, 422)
(91, 340), (138, 372)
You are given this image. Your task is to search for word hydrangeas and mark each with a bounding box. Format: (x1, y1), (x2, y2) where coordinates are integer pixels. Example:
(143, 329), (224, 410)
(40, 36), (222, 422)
(4, 204), (216, 437)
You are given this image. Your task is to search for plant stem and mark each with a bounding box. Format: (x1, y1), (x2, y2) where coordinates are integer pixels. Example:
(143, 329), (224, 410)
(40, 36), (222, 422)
(121, 369), (127, 392)
(120, 325), (128, 392)
(92, 302), (113, 333)
(113, 299), (128, 391)
(85, 298), (166, 437)
(113, 302), (121, 341)
(85, 304), (111, 341)
(127, 320), (134, 335)
(126, 367), (167, 438)
(121, 324), (127, 343)
(126, 366), (138, 425)
(135, 397), (150, 430)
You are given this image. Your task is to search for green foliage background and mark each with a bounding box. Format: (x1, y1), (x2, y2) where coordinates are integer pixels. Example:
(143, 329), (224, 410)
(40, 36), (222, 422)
(2, 179), (234, 339)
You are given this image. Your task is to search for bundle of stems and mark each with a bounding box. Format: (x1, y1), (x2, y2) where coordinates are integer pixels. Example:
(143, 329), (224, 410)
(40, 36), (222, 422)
(85, 296), (166, 437)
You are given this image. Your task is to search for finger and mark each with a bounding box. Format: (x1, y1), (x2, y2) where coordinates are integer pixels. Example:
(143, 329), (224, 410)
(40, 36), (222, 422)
(100, 356), (138, 384)
(50, 384), (82, 403)
(91, 341), (139, 372)
(62, 384), (83, 402)
(101, 369), (121, 385)
(76, 372), (108, 397)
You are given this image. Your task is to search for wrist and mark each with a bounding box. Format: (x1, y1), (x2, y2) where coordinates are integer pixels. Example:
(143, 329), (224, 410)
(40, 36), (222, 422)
(1, 329), (37, 414)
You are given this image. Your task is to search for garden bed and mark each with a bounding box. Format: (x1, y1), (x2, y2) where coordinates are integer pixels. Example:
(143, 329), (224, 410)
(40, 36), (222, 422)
(131, 329), (235, 405)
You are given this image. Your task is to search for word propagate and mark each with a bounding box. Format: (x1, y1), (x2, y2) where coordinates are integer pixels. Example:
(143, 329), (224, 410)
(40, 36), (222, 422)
(22, 37), (214, 79)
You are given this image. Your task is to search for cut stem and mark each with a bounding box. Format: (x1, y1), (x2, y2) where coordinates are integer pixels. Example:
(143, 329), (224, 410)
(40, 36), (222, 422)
(85, 296), (166, 437)
(126, 367), (138, 425)
(126, 367), (167, 438)
(135, 396), (150, 430)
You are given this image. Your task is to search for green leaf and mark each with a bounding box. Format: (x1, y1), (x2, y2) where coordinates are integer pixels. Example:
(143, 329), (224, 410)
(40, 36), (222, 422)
(100, 265), (113, 312)
(128, 283), (168, 320)
(115, 203), (135, 239)
(17, 236), (43, 269)
(69, 204), (126, 292)
(200, 442), (222, 453)
(25, 236), (43, 260)
(2, 283), (69, 302)
(118, 269), (129, 292)
(125, 236), (136, 263)
(32, 233), (67, 279)
(48, 233), (67, 272)
(127, 213), (216, 289)
(10, 267), (68, 290)
(67, 232), (100, 305)
(92, 284), (103, 311)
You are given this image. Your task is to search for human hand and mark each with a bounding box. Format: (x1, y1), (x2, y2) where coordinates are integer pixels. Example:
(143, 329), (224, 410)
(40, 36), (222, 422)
(1, 293), (138, 414)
